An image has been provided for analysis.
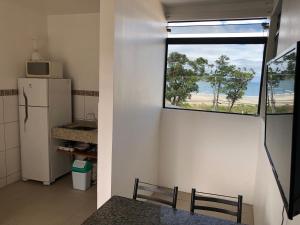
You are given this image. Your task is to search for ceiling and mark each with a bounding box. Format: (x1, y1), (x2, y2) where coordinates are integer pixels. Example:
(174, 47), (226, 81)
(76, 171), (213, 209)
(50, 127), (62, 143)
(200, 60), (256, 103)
(10, 0), (274, 18)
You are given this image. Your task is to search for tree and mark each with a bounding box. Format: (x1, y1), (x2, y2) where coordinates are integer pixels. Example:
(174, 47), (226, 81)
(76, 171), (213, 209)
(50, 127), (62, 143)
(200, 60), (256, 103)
(267, 66), (281, 113)
(205, 55), (234, 110)
(190, 57), (208, 77)
(205, 64), (218, 109)
(267, 52), (296, 113)
(165, 52), (207, 106)
(223, 67), (255, 112)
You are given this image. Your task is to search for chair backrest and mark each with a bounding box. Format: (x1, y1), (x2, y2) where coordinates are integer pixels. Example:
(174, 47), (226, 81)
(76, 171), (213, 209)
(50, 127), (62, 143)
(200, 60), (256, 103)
(133, 178), (178, 209)
(190, 188), (243, 223)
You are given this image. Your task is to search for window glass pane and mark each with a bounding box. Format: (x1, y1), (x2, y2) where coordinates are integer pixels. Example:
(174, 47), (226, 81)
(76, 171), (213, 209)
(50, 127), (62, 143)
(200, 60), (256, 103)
(267, 49), (296, 114)
(165, 44), (265, 115)
(168, 19), (270, 38)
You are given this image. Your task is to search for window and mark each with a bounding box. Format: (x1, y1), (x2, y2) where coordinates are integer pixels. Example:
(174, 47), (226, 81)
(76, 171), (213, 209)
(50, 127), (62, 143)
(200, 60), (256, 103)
(164, 19), (269, 115)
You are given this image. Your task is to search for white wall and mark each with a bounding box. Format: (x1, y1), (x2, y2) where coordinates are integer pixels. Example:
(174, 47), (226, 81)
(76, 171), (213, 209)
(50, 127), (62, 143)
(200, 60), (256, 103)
(0, 0), (48, 188)
(97, 0), (166, 207)
(97, 0), (115, 207)
(47, 13), (99, 91)
(158, 0), (273, 207)
(253, 0), (300, 224)
(0, 0), (48, 89)
(44, 0), (99, 15)
(111, 0), (166, 198)
(254, 120), (300, 225)
(159, 109), (261, 204)
(47, 13), (100, 121)
(276, 0), (300, 54)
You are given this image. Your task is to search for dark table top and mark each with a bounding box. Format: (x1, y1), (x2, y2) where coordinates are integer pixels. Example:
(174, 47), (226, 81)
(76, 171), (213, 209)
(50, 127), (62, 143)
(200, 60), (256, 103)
(82, 196), (243, 225)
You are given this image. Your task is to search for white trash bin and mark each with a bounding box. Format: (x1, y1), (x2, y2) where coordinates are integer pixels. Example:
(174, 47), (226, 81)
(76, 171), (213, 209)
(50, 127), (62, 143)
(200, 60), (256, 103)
(72, 160), (92, 191)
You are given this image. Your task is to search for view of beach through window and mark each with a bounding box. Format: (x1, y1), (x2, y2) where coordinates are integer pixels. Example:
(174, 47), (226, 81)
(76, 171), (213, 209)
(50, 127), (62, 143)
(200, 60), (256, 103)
(267, 50), (296, 114)
(164, 19), (269, 115)
(165, 44), (265, 114)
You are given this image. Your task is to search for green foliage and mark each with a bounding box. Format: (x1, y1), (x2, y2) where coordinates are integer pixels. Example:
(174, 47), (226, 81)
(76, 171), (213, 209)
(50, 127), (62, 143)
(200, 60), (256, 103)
(223, 67), (255, 112)
(165, 51), (257, 113)
(205, 55), (236, 110)
(181, 102), (258, 115)
(267, 105), (294, 114)
(166, 52), (207, 106)
(267, 52), (296, 113)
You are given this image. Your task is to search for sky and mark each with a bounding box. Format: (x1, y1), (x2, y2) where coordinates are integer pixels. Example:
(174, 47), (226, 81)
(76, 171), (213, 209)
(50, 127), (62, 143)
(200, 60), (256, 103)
(167, 19), (268, 83)
(168, 19), (269, 37)
(169, 44), (265, 83)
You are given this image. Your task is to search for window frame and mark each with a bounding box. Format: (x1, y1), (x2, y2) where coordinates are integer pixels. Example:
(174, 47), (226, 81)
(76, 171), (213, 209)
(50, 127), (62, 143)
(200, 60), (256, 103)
(163, 37), (268, 116)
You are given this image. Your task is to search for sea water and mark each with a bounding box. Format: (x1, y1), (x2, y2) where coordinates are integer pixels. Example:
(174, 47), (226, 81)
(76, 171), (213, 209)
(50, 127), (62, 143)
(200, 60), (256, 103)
(197, 80), (294, 97)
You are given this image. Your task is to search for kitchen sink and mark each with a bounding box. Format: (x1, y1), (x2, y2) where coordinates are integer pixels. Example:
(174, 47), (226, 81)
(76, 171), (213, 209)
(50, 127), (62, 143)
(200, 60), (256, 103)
(53, 121), (98, 144)
(71, 126), (96, 131)
(62, 122), (97, 131)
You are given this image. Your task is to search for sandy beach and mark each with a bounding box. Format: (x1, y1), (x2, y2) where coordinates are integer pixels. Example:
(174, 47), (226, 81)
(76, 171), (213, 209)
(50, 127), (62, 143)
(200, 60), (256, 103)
(185, 93), (294, 106)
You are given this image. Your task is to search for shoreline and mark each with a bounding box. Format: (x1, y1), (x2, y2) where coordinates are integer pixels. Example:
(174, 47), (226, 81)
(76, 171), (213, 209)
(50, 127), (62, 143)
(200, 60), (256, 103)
(186, 93), (293, 105)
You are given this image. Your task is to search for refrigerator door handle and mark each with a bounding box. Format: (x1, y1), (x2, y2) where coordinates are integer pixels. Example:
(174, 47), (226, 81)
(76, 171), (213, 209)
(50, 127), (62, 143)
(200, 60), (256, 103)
(23, 88), (28, 130)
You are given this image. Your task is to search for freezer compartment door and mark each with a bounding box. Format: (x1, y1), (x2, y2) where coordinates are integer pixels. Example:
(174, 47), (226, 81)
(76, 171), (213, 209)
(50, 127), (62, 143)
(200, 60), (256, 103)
(19, 106), (50, 182)
(18, 78), (48, 107)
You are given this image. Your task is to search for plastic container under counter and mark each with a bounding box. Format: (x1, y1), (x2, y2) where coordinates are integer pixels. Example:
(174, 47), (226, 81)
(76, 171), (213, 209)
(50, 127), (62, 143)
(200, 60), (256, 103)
(72, 160), (92, 191)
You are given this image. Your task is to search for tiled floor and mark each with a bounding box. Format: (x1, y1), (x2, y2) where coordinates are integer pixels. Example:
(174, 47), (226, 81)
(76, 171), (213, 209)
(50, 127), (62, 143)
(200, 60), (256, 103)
(0, 174), (96, 225)
(0, 176), (253, 225)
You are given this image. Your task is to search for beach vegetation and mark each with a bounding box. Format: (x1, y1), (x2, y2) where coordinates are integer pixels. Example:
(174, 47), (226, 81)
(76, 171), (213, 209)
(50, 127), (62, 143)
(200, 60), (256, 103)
(223, 67), (255, 112)
(205, 55), (235, 110)
(180, 102), (258, 115)
(165, 52), (207, 105)
(267, 52), (296, 113)
(166, 52), (256, 113)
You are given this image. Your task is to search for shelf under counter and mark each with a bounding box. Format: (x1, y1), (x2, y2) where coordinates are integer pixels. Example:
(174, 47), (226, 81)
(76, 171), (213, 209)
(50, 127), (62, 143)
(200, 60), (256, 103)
(57, 148), (97, 159)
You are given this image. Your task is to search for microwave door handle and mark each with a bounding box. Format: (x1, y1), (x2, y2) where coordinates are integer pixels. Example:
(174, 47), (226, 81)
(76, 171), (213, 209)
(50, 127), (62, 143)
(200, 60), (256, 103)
(23, 88), (28, 131)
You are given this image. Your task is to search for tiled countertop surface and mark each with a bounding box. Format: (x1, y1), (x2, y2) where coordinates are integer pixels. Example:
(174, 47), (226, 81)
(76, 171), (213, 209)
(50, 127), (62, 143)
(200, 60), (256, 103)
(82, 196), (243, 225)
(52, 121), (97, 144)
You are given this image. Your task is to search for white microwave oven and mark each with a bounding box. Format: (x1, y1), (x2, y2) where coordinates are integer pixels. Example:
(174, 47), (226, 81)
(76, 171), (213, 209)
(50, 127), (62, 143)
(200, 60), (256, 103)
(26, 61), (63, 78)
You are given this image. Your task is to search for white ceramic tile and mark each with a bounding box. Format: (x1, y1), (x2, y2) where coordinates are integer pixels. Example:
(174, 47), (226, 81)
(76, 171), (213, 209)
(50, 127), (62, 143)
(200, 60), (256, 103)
(3, 96), (19, 123)
(84, 96), (98, 121)
(4, 122), (19, 149)
(0, 177), (6, 188)
(6, 147), (20, 176)
(0, 97), (3, 123)
(6, 171), (20, 185)
(73, 95), (85, 121)
(0, 151), (6, 178)
(0, 124), (5, 151)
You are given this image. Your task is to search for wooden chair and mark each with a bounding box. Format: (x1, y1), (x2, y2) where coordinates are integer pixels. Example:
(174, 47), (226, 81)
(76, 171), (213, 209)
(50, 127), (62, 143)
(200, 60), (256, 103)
(133, 178), (178, 209)
(190, 188), (243, 223)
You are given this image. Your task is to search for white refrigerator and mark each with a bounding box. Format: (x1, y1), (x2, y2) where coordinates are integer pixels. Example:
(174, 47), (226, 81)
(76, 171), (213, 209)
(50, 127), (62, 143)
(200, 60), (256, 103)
(18, 78), (72, 185)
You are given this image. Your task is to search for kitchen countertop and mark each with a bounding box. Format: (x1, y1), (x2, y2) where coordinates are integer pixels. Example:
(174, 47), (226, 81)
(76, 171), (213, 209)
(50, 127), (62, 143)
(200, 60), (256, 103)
(82, 196), (243, 225)
(52, 121), (97, 144)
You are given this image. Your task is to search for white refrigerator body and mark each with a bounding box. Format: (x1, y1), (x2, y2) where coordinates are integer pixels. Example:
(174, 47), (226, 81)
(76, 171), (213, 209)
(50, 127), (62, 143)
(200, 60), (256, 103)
(18, 78), (49, 107)
(19, 106), (50, 182)
(18, 78), (72, 185)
